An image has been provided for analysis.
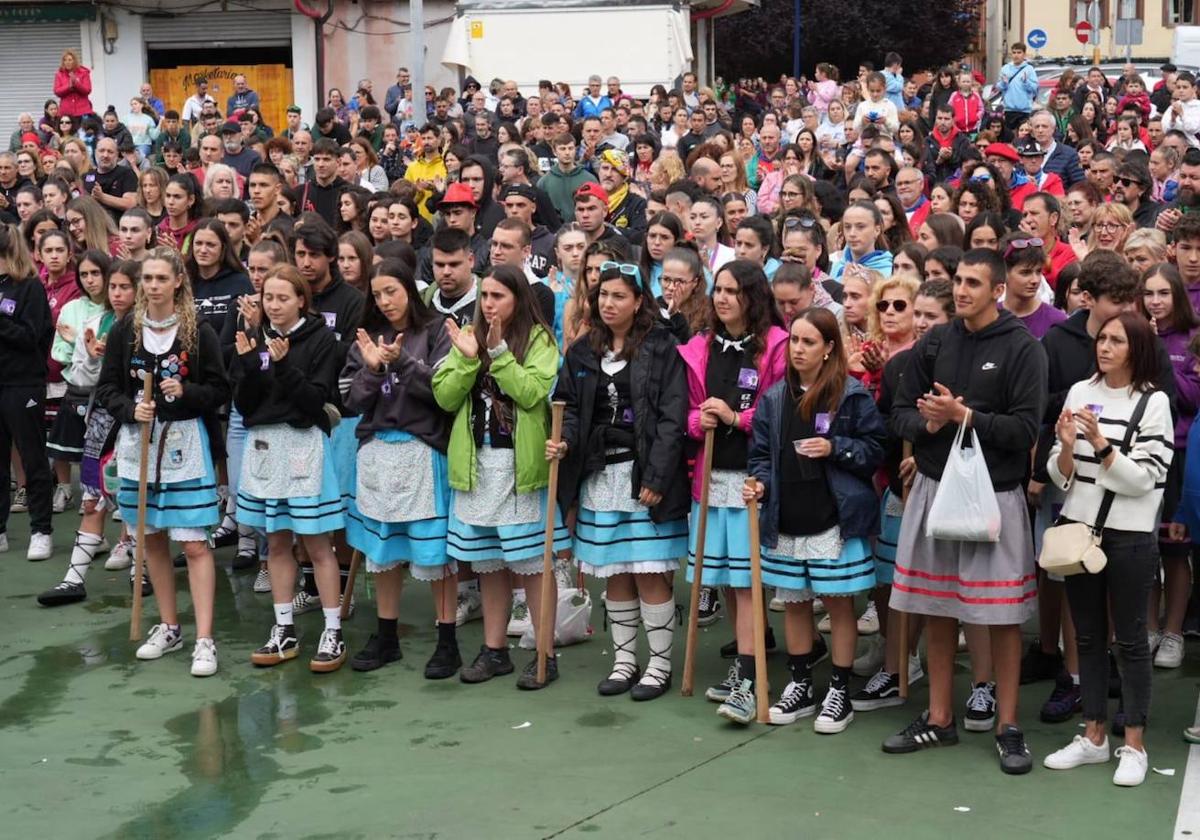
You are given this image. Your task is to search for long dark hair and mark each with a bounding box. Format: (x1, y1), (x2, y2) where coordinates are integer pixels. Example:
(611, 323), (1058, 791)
(167, 172), (203, 222)
(638, 211), (683, 281)
(874, 192), (912, 251)
(1093, 312), (1161, 394)
(1141, 262), (1200, 333)
(185, 218), (243, 283)
(708, 259), (779, 359)
(587, 264), (659, 361)
(361, 257), (436, 334)
(75, 248), (111, 299)
(472, 264), (553, 373)
(786, 308), (848, 421)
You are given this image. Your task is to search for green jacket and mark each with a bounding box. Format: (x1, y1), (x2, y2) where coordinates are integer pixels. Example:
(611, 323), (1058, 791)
(432, 325), (558, 494)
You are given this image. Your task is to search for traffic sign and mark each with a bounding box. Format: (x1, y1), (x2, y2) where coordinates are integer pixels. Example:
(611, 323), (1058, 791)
(1027, 29), (1048, 50)
(1075, 20), (1093, 44)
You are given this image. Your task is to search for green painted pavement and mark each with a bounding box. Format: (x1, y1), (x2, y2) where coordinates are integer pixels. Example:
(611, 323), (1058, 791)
(0, 519), (1195, 839)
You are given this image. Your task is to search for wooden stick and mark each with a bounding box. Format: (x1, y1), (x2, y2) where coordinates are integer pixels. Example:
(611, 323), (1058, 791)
(537, 401), (566, 685)
(340, 550), (361, 620)
(898, 441), (913, 699)
(130, 378), (154, 642)
(745, 477), (770, 723)
(681, 428), (715, 697)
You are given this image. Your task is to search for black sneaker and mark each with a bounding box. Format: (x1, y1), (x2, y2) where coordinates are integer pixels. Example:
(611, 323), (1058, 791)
(768, 678), (816, 724)
(995, 725), (1033, 775)
(251, 624), (298, 667)
(1040, 670), (1082, 723)
(719, 626), (777, 658)
(882, 711), (960, 754)
(350, 633), (401, 672)
(129, 568), (153, 597)
(309, 628), (347, 673)
(851, 670), (904, 712)
(697, 586), (721, 627)
(37, 580), (86, 607)
(516, 655), (558, 690)
(813, 685), (854, 734)
(460, 645), (514, 684)
(231, 546), (258, 571)
(424, 639), (462, 680)
(1019, 641), (1062, 684)
(964, 681), (997, 733)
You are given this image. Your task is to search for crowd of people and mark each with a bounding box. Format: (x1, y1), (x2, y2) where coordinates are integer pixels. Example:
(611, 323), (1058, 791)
(4, 44), (1200, 788)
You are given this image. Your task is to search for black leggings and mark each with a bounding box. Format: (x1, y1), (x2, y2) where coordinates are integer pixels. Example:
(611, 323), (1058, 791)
(1065, 529), (1156, 728)
(0, 384), (53, 535)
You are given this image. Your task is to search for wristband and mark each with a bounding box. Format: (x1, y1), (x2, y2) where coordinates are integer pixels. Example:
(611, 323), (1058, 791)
(1095, 444), (1114, 461)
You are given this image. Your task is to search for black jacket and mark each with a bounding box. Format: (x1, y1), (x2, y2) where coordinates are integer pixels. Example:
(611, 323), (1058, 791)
(312, 275), (365, 358)
(97, 318), (230, 423)
(194, 266), (254, 340)
(231, 314), (341, 433)
(554, 326), (690, 523)
(892, 311), (1048, 491)
(0, 274), (52, 386)
(608, 191), (648, 240)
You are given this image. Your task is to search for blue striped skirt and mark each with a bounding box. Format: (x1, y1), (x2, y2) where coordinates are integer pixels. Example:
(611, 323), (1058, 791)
(117, 422), (220, 532)
(685, 501), (753, 588)
(330, 415), (361, 502)
(237, 435), (345, 535)
(873, 489), (904, 585)
(447, 501), (571, 570)
(345, 431), (451, 576)
(575, 459), (686, 575)
(766, 528), (875, 597)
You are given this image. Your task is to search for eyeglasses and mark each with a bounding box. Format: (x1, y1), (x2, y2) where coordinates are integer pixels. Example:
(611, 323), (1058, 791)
(661, 275), (695, 287)
(875, 299), (909, 313)
(1095, 221), (1128, 232)
(600, 261), (640, 280)
(1002, 237), (1043, 259)
(1115, 176), (1144, 187)
(780, 190), (803, 199)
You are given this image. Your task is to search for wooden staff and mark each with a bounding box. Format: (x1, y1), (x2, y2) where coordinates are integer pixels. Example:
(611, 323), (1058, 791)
(898, 440), (913, 699)
(130, 377), (154, 642)
(681, 428), (715, 697)
(745, 477), (770, 723)
(537, 401), (566, 684)
(340, 550), (362, 620)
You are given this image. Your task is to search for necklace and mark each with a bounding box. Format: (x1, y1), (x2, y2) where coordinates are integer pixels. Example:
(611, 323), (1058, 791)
(144, 313), (179, 330)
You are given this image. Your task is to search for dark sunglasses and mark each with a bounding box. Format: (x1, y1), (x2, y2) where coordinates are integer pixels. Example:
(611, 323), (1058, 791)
(875, 299), (908, 313)
(1116, 176), (1145, 187)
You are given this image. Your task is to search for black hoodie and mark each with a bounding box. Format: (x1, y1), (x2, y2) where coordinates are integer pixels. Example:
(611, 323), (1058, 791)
(232, 314), (340, 434)
(465, 155), (505, 239)
(892, 310), (1048, 491)
(0, 273), (52, 386)
(194, 266), (254, 339)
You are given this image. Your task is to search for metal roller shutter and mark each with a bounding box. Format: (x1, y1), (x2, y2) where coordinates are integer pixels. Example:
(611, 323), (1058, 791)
(0, 22), (83, 138)
(142, 10), (293, 48)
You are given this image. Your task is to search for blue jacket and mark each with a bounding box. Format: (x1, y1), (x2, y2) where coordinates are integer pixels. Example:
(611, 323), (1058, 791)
(573, 95), (613, 120)
(749, 377), (886, 548)
(884, 69), (906, 112)
(997, 60), (1039, 113)
(830, 247), (893, 280)
(1042, 142), (1086, 189)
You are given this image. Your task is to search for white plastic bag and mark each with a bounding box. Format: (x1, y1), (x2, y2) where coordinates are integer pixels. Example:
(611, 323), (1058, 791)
(925, 423), (1002, 543)
(518, 586), (594, 649)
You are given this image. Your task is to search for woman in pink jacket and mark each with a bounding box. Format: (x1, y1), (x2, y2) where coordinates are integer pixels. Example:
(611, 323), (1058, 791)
(678, 259), (787, 722)
(54, 50), (93, 119)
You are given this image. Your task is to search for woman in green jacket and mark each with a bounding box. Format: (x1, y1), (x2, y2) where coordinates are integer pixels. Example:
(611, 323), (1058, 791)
(433, 264), (571, 689)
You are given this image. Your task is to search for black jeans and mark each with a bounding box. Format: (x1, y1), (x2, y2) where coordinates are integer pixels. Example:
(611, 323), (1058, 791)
(0, 385), (53, 535)
(1064, 529), (1156, 728)
(1004, 110), (1030, 132)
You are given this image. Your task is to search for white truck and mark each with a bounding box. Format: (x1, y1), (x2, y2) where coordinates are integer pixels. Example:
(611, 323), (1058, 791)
(441, 0), (695, 97)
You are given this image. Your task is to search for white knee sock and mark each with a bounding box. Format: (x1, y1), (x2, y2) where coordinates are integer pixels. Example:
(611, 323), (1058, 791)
(605, 597), (641, 678)
(63, 531), (103, 586)
(639, 599), (677, 685)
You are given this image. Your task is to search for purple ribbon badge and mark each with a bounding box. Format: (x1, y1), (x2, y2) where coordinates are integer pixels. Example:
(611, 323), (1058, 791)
(737, 367), (759, 390)
(815, 412), (831, 435)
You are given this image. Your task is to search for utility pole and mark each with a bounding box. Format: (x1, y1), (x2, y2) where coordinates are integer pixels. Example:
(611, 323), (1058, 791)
(411, 0), (426, 128)
(793, 0), (801, 79)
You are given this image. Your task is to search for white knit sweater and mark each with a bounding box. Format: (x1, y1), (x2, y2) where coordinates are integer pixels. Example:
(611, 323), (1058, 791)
(1047, 380), (1173, 533)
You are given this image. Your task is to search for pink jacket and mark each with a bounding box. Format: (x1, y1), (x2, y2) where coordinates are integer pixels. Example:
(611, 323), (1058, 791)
(807, 80), (839, 114)
(678, 326), (788, 501)
(54, 66), (93, 118)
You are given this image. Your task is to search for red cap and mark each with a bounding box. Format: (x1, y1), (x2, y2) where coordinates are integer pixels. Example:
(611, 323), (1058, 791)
(574, 181), (609, 204)
(438, 181), (478, 209)
(20, 132), (39, 146)
(983, 142), (1019, 163)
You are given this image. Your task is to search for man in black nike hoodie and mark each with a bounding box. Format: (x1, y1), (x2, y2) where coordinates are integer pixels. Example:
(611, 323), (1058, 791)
(887, 248), (1048, 776)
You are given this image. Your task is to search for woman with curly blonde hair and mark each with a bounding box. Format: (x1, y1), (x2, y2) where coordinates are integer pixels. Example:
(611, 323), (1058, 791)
(649, 153), (685, 193)
(94, 245), (231, 677)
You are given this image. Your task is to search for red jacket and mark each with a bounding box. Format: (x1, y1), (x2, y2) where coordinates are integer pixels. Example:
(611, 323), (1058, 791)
(905, 197), (931, 236)
(948, 91), (984, 134)
(1033, 171), (1065, 198)
(1010, 181), (1037, 211)
(54, 67), (93, 118)
(1045, 238), (1077, 289)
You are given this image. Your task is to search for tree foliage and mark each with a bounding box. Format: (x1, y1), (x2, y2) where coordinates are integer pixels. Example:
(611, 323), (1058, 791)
(715, 0), (983, 81)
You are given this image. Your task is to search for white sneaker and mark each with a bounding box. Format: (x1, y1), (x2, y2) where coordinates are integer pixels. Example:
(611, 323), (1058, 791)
(26, 532), (52, 561)
(455, 586), (482, 626)
(51, 483), (72, 514)
(1154, 633), (1184, 669)
(0, 533), (8, 553)
(96, 537), (110, 555)
(190, 638), (218, 677)
(507, 595), (532, 637)
(253, 567), (272, 593)
(907, 653), (924, 685)
(136, 624), (183, 660)
(812, 598), (826, 615)
(856, 601), (880, 635)
(817, 613), (832, 633)
(768, 596), (785, 612)
(1044, 734), (1110, 770)
(1113, 746), (1148, 786)
(852, 634), (885, 677)
(104, 539), (133, 570)
(1147, 631), (1162, 655)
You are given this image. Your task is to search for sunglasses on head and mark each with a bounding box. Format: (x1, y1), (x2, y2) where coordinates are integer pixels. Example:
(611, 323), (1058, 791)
(783, 215), (817, 230)
(600, 261), (640, 279)
(1003, 237), (1043, 259)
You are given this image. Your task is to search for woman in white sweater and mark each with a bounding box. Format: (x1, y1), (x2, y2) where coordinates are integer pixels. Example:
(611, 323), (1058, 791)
(1044, 311), (1174, 787)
